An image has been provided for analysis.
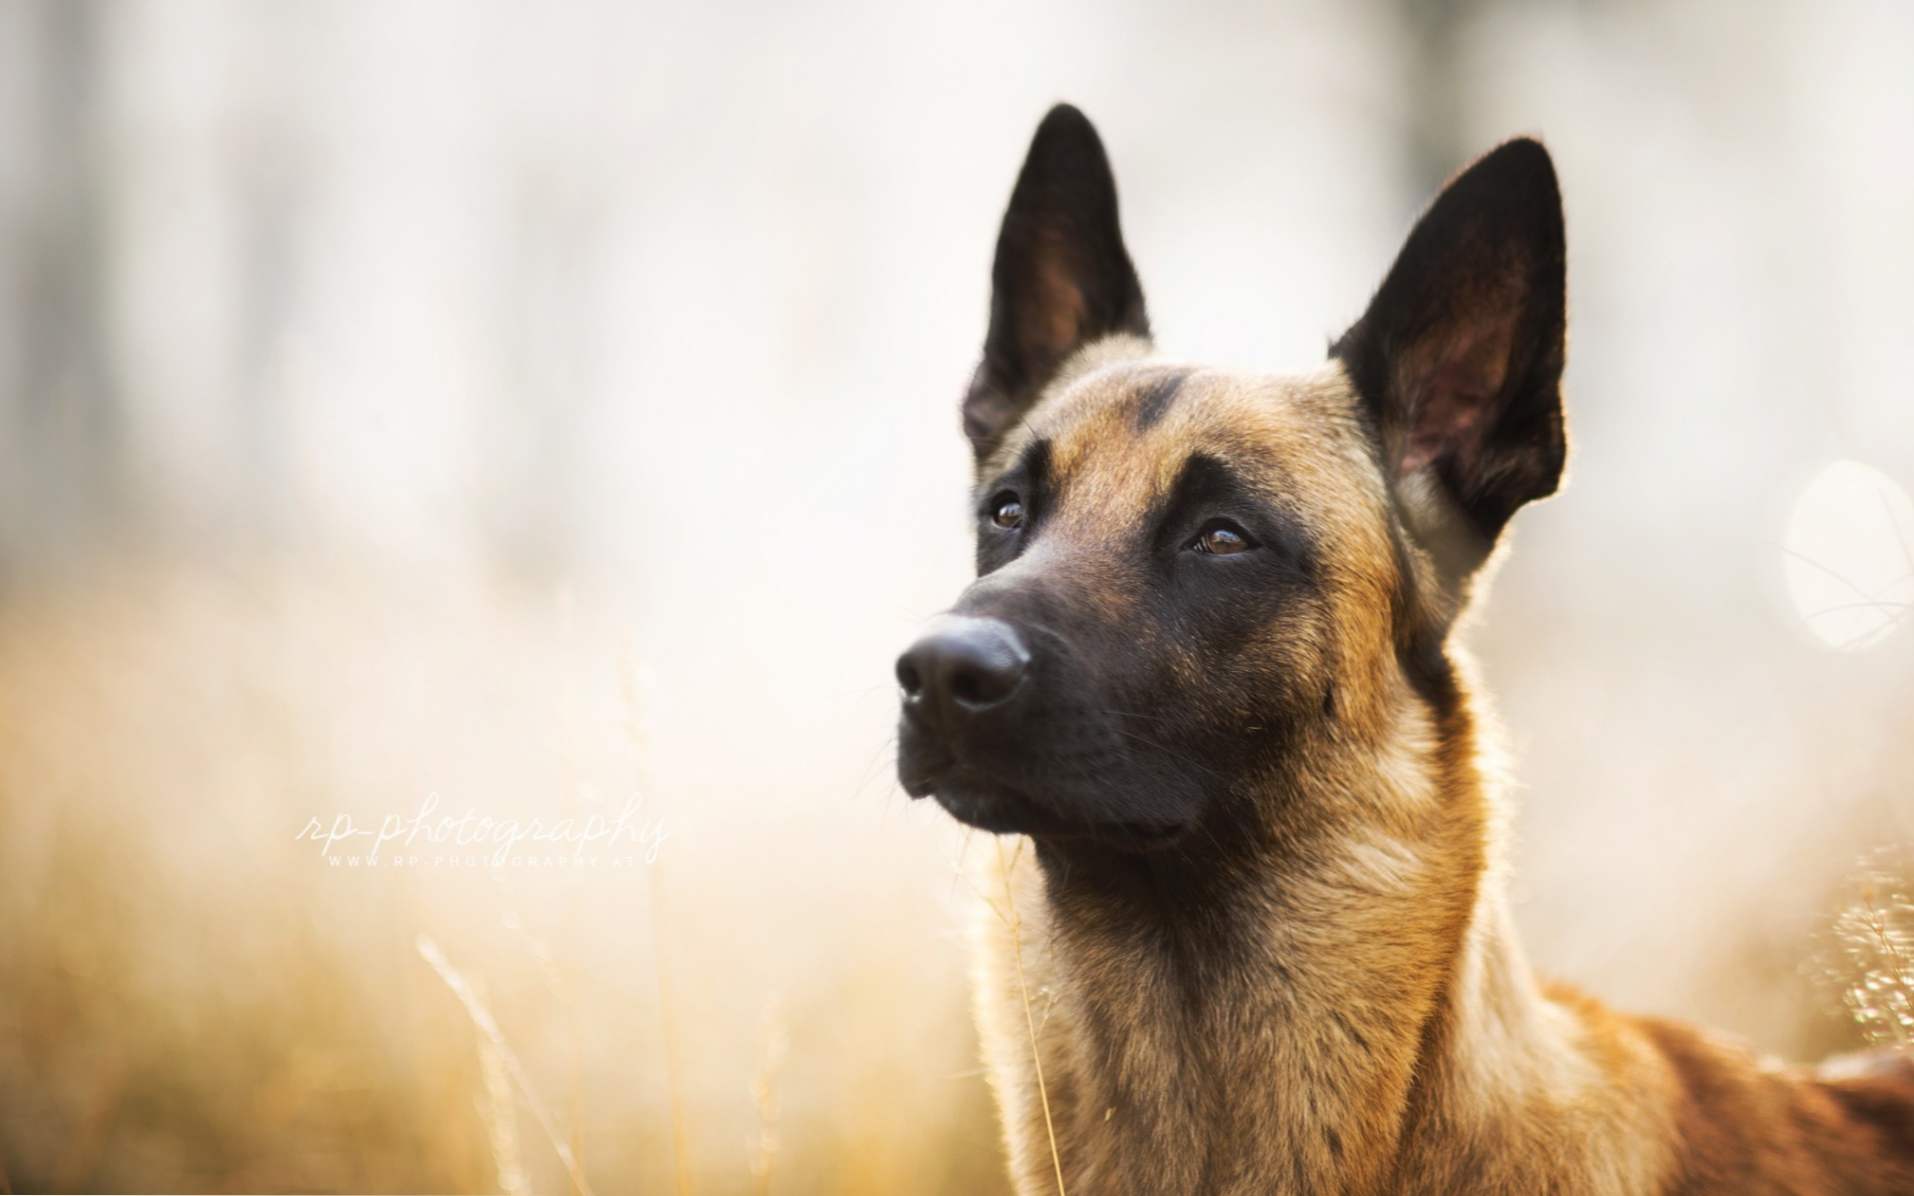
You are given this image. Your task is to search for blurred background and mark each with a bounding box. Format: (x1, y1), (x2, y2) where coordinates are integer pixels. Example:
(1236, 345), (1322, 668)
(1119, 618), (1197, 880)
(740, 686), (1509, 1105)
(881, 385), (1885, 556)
(1, 0), (1911, 1191)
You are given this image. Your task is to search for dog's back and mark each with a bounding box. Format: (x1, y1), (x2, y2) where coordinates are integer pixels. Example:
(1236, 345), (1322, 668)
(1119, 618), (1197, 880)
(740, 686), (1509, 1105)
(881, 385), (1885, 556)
(1652, 1034), (1914, 1193)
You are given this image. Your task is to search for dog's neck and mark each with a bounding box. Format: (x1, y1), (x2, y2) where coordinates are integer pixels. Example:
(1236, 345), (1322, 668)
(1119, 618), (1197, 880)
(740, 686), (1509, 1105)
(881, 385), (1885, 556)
(975, 681), (1635, 1195)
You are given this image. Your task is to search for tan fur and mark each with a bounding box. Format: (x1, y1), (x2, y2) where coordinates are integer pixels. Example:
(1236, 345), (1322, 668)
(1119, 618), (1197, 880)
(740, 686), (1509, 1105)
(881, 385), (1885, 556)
(964, 339), (1914, 1195)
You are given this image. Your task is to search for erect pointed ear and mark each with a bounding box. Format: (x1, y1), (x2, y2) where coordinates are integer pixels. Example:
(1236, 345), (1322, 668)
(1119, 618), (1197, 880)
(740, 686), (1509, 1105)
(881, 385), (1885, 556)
(962, 104), (1149, 463)
(1332, 138), (1567, 591)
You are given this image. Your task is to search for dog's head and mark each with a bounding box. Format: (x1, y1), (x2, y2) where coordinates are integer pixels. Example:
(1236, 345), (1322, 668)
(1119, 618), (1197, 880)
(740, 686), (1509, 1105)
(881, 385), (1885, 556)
(896, 105), (1566, 852)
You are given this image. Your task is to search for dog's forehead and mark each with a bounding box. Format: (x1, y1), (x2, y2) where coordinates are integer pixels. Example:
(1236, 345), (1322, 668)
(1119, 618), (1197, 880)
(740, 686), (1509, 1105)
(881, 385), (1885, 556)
(997, 361), (1377, 517)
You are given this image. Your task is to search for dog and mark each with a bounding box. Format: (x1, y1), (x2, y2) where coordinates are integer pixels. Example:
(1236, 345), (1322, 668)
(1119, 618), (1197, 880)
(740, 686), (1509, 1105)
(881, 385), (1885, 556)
(893, 104), (1914, 1194)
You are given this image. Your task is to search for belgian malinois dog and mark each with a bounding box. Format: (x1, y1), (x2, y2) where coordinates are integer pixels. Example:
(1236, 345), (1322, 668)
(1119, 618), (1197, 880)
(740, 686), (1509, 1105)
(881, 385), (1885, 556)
(893, 105), (1914, 1194)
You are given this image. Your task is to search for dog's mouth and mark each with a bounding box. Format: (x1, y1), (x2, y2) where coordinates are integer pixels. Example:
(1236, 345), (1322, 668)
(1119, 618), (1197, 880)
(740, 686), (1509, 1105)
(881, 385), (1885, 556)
(916, 765), (1058, 835)
(905, 759), (1189, 849)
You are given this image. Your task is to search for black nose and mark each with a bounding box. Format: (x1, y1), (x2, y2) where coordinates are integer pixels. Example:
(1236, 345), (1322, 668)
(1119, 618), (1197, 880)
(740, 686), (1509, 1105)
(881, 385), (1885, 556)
(897, 616), (1029, 724)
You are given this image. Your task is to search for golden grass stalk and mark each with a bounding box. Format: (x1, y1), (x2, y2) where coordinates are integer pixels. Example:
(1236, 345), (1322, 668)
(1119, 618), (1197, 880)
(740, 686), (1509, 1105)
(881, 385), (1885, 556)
(417, 934), (599, 1196)
(649, 861), (696, 1196)
(748, 993), (787, 1196)
(479, 1034), (529, 1196)
(993, 838), (1067, 1196)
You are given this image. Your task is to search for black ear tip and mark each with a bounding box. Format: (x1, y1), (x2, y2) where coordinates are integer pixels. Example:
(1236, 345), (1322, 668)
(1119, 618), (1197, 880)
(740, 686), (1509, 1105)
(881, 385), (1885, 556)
(1017, 102), (1116, 192)
(1469, 136), (1561, 202)
(1038, 102), (1094, 134)
(1493, 135), (1552, 163)
(1030, 102), (1105, 157)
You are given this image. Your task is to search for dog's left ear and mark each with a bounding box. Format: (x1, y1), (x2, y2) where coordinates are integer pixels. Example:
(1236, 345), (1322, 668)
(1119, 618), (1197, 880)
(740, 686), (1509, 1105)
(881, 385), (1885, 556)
(1333, 138), (1567, 589)
(963, 104), (1150, 464)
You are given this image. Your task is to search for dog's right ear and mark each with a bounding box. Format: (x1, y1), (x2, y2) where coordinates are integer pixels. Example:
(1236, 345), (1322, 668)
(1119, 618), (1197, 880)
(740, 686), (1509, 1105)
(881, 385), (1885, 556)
(963, 104), (1150, 463)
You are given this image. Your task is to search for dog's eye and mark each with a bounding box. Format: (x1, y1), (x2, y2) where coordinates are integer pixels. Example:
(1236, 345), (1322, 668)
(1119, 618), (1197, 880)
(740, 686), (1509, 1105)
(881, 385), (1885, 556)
(991, 495), (1026, 530)
(1192, 520), (1255, 555)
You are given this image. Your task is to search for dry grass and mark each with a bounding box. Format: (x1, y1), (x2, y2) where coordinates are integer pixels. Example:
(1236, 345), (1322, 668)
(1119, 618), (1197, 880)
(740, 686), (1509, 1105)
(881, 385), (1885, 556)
(0, 555), (1005, 1194)
(1823, 849), (1914, 1049)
